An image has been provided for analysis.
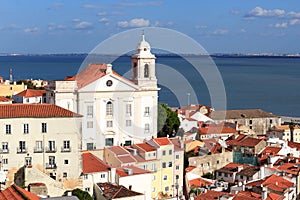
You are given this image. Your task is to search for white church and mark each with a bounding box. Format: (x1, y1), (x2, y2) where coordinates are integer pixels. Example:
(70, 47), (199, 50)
(46, 34), (159, 150)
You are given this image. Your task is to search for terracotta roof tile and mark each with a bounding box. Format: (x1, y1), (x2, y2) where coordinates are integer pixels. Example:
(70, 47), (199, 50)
(266, 193), (284, 200)
(0, 96), (11, 102)
(97, 182), (143, 199)
(0, 184), (40, 200)
(189, 177), (213, 188)
(198, 124), (238, 135)
(134, 143), (156, 152)
(15, 89), (46, 97)
(82, 152), (110, 174)
(106, 146), (130, 155)
(232, 193), (259, 200)
(117, 155), (137, 164)
(234, 137), (263, 147)
(169, 138), (183, 151)
(194, 190), (233, 200)
(152, 137), (171, 146)
(275, 125), (300, 130)
(0, 104), (82, 118)
(116, 166), (151, 177)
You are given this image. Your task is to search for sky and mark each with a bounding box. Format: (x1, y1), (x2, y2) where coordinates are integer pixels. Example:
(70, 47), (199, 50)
(1, 0), (300, 54)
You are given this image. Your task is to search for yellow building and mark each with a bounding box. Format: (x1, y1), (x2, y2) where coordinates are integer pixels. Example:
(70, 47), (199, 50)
(277, 125), (300, 142)
(0, 81), (26, 97)
(104, 137), (184, 199)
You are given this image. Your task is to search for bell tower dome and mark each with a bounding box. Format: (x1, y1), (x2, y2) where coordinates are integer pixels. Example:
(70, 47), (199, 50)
(131, 33), (157, 89)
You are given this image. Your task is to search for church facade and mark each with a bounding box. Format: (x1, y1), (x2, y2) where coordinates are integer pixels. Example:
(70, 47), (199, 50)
(46, 35), (159, 150)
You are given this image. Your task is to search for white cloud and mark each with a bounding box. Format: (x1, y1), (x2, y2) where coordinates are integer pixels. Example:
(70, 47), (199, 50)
(99, 18), (109, 23)
(72, 18), (81, 22)
(153, 21), (174, 27)
(0, 24), (20, 31)
(211, 29), (228, 35)
(97, 12), (108, 16)
(82, 4), (104, 9)
(74, 21), (93, 30)
(48, 23), (67, 31)
(24, 27), (39, 33)
(240, 29), (246, 33)
(231, 9), (240, 15)
(290, 19), (300, 25)
(272, 22), (288, 28)
(117, 18), (150, 28)
(245, 7), (285, 18)
(195, 25), (208, 29)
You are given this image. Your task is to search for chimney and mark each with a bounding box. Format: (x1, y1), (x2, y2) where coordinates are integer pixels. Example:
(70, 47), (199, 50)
(106, 64), (112, 74)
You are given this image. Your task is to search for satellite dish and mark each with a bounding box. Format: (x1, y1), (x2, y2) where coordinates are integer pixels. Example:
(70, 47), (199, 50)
(0, 171), (6, 183)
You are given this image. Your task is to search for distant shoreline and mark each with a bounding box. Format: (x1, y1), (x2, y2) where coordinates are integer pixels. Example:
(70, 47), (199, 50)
(1, 53), (300, 58)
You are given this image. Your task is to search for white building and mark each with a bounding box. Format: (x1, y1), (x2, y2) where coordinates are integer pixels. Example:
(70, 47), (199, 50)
(46, 34), (158, 150)
(0, 104), (82, 194)
(13, 89), (46, 104)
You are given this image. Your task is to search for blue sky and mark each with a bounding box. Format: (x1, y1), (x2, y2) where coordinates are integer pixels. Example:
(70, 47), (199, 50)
(1, 0), (300, 54)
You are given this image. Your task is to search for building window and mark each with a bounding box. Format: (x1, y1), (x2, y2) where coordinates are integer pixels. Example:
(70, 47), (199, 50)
(18, 141), (26, 152)
(152, 187), (155, 192)
(2, 142), (8, 153)
(250, 126), (252, 130)
(218, 172), (222, 176)
(87, 143), (94, 150)
(87, 105), (93, 117)
(145, 123), (150, 132)
(152, 175), (156, 181)
(176, 165), (179, 170)
(107, 120), (113, 128)
(176, 175), (179, 180)
(49, 156), (56, 167)
(35, 141), (43, 152)
(101, 174), (106, 178)
(106, 101), (113, 116)
(169, 150), (172, 155)
(126, 104), (132, 116)
(83, 174), (88, 180)
(63, 140), (70, 150)
(23, 123), (29, 134)
(216, 160), (220, 164)
(3, 159), (8, 164)
(168, 162), (172, 167)
(5, 124), (11, 134)
(144, 107), (150, 116)
(126, 120), (132, 127)
(25, 157), (31, 166)
(162, 150), (166, 156)
(85, 188), (90, 192)
(270, 119), (273, 124)
(105, 138), (114, 146)
(87, 121), (93, 128)
(249, 120), (252, 125)
(152, 163), (156, 171)
(64, 160), (69, 164)
(48, 141), (55, 152)
(165, 186), (169, 192)
(176, 155), (179, 160)
(144, 64), (149, 78)
(163, 175), (167, 180)
(63, 172), (67, 178)
(124, 140), (132, 146)
(41, 123), (47, 133)
(162, 162), (166, 168)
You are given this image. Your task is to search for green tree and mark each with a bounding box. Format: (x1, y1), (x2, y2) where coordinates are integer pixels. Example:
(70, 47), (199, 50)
(63, 188), (92, 200)
(157, 103), (180, 138)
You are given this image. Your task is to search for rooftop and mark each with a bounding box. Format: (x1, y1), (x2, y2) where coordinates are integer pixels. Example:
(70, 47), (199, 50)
(210, 109), (279, 120)
(0, 184), (40, 200)
(152, 137), (171, 146)
(116, 166), (151, 177)
(15, 89), (46, 97)
(0, 104), (82, 118)
(82, 152), (110, 174)
(97, 182), (143, 199)
(134, 143), (156, 152)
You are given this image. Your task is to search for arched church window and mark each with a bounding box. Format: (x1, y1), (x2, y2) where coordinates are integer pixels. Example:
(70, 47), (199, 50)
(133, 63), (137, 78)
(106, 101), (113, 116)
(144, 64), (149, 78)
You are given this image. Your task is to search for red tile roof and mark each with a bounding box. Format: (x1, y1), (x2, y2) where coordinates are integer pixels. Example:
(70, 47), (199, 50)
(134, 143), (156, 152)
(152, 137), (171, 146)
(0, 104), (82, 118)
(169, 138), (183, 151)
(116, 166), (151, 177)
(106, 146), (129, 155)
(236, 191), (261, 199)
(117, 155), (137, 164)
(259, 146), (281, 156)
(275, 125), (300, 130)
(234, 137), (263, 147)
(15, 89), (46, 97)
(0, 96), (11, 102)
(232, 193), (259, 200)
(97, 182), (143, 199)
(198, 124), (238, 135)
(277, 162), (300, 175)
(82, 152), (110, 174)
(288, 141), (300, 150)
(189, 177), (213, 188)
(210, 109), (279, 120)
(0, 184), (40, 200)
(194, 190), (233, 200)
(266, 193), (285, 200)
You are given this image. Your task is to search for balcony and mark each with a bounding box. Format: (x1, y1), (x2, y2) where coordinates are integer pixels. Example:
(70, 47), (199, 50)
(61, 147), (71, 152)
(45, 147), (57, 153)
(17, 147), (27, 154)
(45, 163), (57, 169)
(34, 147), (44, 153)
(0, 149), (9, 154)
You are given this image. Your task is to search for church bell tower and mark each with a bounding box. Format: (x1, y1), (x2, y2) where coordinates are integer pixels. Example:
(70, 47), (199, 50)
(131, 33), (157, 89)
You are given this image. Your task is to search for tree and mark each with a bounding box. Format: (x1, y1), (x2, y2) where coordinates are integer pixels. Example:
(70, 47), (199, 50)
(157, 103), (180, 138)
(63, 188), (92, 200)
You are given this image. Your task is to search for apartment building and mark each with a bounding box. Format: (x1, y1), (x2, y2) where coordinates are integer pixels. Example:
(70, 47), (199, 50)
(0, 104), (82, 192)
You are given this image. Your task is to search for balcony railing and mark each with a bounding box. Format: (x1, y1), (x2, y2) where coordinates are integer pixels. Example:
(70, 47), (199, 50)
(61, 147), (71, 152)
(45, 147), (57, 153)
(34, 147), (44, 153)
(17, 147), (27, 154)
(0, 149), (9, 154)
(45, 163), (57, 169)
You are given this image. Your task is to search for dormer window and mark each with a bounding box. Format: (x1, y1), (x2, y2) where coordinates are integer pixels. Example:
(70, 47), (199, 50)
(144, 64), (149, 78)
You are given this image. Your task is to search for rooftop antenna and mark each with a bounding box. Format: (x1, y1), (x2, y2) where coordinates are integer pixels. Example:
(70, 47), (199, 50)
(9, 68), (13, 83)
